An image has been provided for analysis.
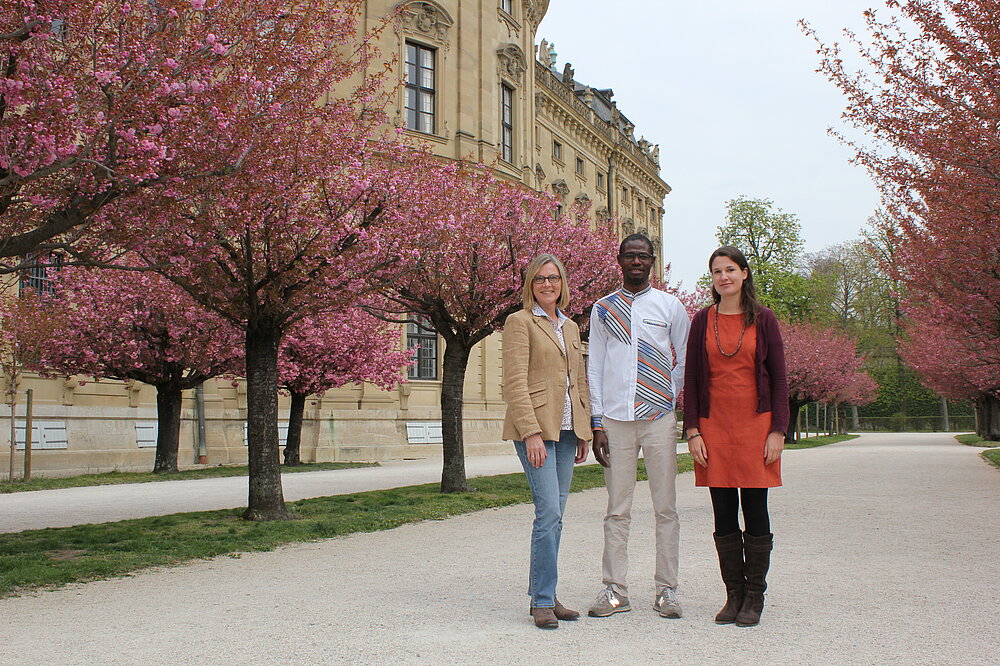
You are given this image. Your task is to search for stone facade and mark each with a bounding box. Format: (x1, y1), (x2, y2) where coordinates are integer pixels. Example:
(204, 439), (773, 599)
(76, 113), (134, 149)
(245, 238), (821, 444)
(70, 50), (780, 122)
(1, 0), (670, 477)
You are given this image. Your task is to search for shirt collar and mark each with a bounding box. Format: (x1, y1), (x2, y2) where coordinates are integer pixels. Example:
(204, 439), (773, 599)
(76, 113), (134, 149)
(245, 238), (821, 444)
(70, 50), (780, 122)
(620, 284), (652, 299)
(532, 304), (567, 326)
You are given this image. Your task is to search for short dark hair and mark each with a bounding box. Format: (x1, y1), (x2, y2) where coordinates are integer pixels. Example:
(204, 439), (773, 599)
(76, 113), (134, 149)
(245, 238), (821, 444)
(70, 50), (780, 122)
(619, 233), (654, 256)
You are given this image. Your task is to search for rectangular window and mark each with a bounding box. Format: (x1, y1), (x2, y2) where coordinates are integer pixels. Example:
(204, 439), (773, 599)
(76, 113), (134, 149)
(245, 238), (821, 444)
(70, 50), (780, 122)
(407, 317), (438, 380)
(597, 172), (606, 189)
(554, 204), (563, 220)
(501, 84), (514, 163)
(404, 42), (435, 134)
(622, 186), (629, 205)
(19, 252), (62, 296)
(500, 0), (513, 14)
(552, 139), (562, 162)
(576, 157), (585, 175)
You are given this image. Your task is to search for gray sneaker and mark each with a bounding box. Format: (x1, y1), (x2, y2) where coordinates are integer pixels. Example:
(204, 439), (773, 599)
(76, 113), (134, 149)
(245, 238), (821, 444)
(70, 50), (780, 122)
(588, 587), (631, 617)
(654, 586), (682, 618)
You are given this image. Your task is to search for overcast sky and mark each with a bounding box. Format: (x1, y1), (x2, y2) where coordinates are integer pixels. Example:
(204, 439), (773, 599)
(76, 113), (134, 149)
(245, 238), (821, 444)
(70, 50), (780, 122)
(538, 0), (884, 288)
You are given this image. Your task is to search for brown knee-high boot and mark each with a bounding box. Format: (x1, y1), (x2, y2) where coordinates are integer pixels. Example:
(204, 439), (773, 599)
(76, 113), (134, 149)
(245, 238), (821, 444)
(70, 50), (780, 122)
(735, 532), (773, 627)
(713, 531), (745, 624)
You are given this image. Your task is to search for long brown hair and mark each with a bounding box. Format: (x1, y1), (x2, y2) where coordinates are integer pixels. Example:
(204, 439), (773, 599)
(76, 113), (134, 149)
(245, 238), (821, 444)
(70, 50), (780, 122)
(709, 245), (761, 326)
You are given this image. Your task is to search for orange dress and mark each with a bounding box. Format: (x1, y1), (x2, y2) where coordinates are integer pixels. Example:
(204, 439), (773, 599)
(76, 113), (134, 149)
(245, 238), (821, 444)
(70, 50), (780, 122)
(694, 308), (781, 488)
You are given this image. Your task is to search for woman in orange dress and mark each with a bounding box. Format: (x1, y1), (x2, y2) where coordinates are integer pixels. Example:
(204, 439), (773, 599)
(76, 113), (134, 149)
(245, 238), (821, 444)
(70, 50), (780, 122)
(683, 246), (788, 627)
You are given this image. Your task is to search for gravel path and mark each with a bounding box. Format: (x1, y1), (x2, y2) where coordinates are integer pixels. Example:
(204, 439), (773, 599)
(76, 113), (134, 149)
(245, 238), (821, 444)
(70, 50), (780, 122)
(0, 433), (997, 664)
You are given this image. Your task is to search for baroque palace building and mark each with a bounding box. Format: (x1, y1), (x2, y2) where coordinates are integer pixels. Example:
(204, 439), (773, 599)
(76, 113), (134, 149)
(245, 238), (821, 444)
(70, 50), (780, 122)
(2, 0), (670, 476)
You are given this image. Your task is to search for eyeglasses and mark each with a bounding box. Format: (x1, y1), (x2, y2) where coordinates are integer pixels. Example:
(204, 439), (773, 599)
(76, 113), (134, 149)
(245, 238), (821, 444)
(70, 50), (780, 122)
(532, 275), (562, 284)
(620, 252), (655, 261)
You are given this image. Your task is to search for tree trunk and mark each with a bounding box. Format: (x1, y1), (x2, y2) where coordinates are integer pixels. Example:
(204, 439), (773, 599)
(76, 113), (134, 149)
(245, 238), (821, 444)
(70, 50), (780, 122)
(283, 391), (307, 466)
(440, 340), (473, 493)
(851, 404), (860, 431)
(786, 400), (806, 444)
(976, 393), (1000, 441)
(243, 320), (290, 520)
(153, 383), (183, 473)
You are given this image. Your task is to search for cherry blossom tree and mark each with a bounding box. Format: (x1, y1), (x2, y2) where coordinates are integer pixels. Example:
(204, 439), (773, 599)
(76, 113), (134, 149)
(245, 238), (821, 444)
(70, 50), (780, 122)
(278, 309), (412, 466)
(809, 0), (999, 438)
(0, 287), (60, 480)
(661, 263), (710, 319)
(12, 267), (241, 472)
(781, 320), (876, 441)
(900, 302), (999, 439)
(4, 0), (425, 517)
(1, 0), (292, 265)
(115, 0), (456, 519)
(368, 164), (621, 492)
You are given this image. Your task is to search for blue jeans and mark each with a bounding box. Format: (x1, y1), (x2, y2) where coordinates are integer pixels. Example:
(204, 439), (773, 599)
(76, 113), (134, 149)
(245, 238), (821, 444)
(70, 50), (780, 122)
(514, 429), (577, 608)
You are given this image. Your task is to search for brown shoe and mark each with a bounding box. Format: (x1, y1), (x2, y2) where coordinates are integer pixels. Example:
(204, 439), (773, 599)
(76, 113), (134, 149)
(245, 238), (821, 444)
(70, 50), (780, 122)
(553, 599), (580, 621)
(530, 606), (559, 629)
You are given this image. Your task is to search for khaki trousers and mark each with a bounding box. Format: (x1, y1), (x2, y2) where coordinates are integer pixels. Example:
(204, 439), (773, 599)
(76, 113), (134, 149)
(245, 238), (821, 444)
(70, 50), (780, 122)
(601, 414), (679, 596)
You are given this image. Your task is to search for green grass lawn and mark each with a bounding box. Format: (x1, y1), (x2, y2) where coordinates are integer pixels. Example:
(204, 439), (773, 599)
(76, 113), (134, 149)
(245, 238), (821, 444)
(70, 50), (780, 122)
(2, 434), (846, 598)
(955, 433), (999, 447)
(0, 462), (375, 494)
(953, 434), (1000, 470)
(0, 456), (690, 597)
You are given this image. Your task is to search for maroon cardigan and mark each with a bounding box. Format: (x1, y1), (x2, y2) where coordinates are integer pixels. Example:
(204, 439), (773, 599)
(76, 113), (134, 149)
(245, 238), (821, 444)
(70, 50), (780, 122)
(683, 305), (789, 434)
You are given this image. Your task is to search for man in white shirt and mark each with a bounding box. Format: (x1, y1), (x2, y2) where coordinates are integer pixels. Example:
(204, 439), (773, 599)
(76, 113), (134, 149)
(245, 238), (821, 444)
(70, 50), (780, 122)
(587, 234), (691, 618)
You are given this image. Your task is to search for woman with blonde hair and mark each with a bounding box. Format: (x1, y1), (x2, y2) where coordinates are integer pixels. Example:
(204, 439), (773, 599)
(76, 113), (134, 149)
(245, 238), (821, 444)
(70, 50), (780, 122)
(502, 253), (592, 629)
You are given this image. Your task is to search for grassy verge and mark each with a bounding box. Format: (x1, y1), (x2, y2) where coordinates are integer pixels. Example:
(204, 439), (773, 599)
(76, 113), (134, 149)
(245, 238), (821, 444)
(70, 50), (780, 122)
(955, 433), (999, 448)
(981, 449), (1000, 470)
(952, 434), (1000, 470)
(784, 433), (858, 450)
(0, 462), (376, 494)
(0, 455), (692, 597)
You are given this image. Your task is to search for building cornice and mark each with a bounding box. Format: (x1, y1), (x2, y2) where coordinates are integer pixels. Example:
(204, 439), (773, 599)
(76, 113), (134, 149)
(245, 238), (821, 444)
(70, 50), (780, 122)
(532, 61), (670, 194)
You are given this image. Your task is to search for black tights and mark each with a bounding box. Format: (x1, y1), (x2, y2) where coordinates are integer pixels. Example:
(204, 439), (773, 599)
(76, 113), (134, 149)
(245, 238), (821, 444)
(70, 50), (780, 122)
(710, 487), (770, 537)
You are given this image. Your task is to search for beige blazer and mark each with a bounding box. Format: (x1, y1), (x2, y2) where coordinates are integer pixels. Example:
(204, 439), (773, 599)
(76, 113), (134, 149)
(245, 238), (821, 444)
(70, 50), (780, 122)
(501, 308), (592, 442)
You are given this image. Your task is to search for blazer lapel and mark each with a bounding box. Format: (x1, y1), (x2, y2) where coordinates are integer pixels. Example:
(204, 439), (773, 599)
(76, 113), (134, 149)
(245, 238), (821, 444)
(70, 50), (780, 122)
(533, 314), (566, 357)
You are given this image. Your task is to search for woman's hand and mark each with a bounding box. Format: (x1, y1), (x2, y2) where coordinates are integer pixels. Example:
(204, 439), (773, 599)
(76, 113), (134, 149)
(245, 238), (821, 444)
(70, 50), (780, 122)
(687, 431), (708, 467)
(764, 431), (784, 465)
(525, 433), (547, 468)
(575, 438), (589, 464)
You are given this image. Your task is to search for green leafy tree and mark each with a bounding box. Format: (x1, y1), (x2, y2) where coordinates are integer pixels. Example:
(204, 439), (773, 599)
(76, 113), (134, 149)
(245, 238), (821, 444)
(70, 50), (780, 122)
(713, 196), (808, 319)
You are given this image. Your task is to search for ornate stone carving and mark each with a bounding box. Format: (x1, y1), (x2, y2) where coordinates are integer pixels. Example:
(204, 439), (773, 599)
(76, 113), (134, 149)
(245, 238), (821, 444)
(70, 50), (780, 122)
(574, 192), (590, 205)
(562, 62), (575, 84)
(596, 206), (610, 221)
(622, 218), (635, 234)
(652, 238), (662, 254)
(497, 43), (527, 84)
(523, 0), (542, 28)
(551, 179), (570, 199)
(638, 226), (648, 236)
(535, 163), (546, 187)
(396, 1), (454, 45)
(538, 39), (555, 70)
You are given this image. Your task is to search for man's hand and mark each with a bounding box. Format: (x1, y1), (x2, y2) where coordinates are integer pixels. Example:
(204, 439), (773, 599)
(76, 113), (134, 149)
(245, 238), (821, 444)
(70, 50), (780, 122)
(592, 430), (610, 467)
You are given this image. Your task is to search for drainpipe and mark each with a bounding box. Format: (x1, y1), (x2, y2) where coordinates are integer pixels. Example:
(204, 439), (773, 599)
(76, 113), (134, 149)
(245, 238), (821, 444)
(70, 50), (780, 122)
(195, 384), (208, 464)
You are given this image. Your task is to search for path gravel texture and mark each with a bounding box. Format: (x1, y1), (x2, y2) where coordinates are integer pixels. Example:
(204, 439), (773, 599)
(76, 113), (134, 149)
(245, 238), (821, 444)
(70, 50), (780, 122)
(0, 433), (997, 664)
